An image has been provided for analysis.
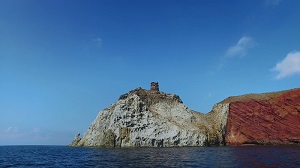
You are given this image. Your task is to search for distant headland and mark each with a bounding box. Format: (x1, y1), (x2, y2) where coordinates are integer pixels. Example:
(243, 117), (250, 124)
(70, 82), (300, 147)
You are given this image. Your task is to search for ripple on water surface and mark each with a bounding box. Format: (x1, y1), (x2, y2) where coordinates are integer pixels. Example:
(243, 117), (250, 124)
(0, 146), (300, 167)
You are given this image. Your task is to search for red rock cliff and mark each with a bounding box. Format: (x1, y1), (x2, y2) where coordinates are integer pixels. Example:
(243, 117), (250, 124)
(224, 88), (300, 146)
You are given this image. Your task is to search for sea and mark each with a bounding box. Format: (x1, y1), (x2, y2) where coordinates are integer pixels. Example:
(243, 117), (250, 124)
(0, 145), (300, 167)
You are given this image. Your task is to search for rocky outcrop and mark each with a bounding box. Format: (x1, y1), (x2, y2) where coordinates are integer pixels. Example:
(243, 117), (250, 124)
(70, 133), (81, 146)
(70, 87), (228, 147)
(224, 88), (300, 146)
(70, 84), (300, 147)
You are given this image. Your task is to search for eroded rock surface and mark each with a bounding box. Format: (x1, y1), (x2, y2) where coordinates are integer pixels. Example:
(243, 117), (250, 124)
(70, 85), (300, 147)
(70, 88), (228, 147)
(225, 88), (300, 146)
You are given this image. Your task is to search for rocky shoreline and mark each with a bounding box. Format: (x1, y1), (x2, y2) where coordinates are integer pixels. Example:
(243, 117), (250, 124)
(70, 83), (300, 147)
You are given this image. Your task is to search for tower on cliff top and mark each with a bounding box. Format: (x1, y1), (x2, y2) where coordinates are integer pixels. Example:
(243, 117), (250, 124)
(150, 82), (159, 91)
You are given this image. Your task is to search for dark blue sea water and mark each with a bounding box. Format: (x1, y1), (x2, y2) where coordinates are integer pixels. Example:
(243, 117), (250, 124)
(0, 146), (300, 168)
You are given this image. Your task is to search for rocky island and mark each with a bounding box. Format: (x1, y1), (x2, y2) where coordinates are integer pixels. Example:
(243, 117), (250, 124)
(70, 82), (300, 147)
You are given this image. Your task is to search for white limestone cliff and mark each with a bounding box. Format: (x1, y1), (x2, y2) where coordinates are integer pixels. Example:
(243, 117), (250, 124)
(70, 87), (229, 147)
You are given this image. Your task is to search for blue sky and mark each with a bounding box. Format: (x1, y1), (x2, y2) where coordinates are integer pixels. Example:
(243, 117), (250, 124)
(1, 0), (300, 145)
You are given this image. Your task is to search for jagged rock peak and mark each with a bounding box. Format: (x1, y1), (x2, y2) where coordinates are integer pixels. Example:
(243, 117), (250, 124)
(118, 86), (183, 106)
(70, 82), (213, 148)
(70, 80), (300, 147)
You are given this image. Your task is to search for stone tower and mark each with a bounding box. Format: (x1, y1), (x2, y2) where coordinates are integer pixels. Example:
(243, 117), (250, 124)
(150, 82), (159, 91)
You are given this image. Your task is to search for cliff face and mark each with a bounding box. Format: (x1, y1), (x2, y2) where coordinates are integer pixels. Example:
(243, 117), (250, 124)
(70, 88), (228, 147)
(70, 86), (300, 147)
(225, 88), (300, 146)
